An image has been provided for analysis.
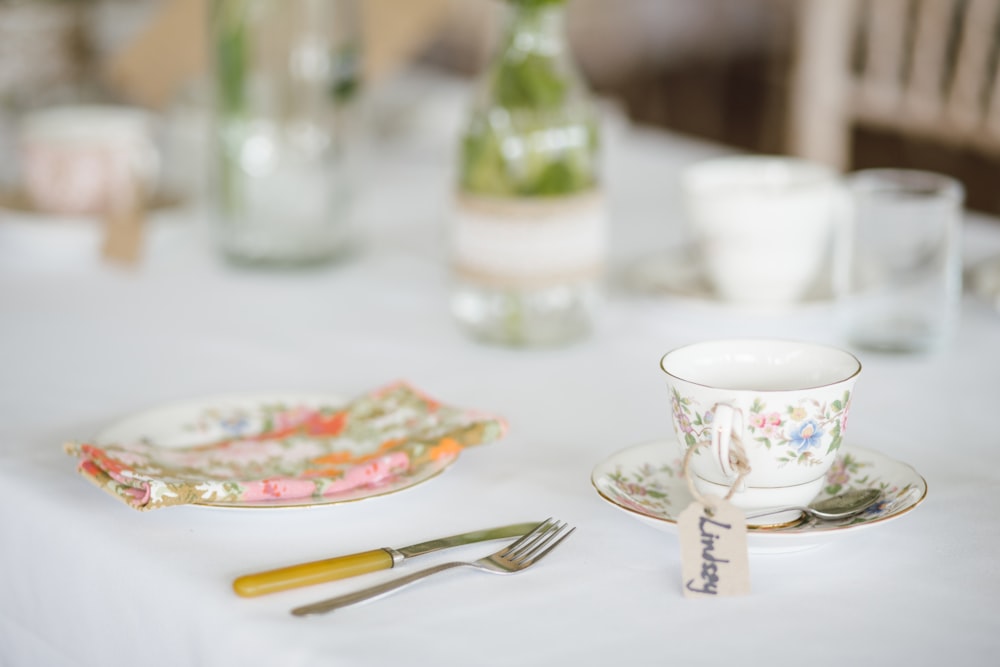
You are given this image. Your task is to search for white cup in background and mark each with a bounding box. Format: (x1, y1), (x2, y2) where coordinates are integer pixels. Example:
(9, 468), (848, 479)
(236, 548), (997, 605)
(18, 105), (159, 216)
(681, 155), (838, 307)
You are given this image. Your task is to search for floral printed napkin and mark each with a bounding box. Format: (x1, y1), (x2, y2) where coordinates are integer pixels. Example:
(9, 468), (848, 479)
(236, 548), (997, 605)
(64, 383), (507, 511)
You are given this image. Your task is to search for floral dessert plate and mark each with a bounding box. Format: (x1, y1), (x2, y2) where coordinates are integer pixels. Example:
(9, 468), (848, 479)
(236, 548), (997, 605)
(591, 439), (927, 553)
(74, 384), (506, 510)
(90, 393), (452, 509)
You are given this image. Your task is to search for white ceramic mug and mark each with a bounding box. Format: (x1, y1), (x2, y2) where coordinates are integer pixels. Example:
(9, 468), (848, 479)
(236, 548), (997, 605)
(660, 339), (861, 524)
(19, 105), (159, 216)
(681, 155), (838, 307)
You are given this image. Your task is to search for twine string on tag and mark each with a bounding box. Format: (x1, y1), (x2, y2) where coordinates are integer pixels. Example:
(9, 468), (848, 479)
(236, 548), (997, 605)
(681, 438), (751, 516)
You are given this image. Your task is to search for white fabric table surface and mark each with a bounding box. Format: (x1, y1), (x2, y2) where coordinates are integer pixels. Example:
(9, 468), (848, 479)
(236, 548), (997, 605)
(2, 71), (999, 667)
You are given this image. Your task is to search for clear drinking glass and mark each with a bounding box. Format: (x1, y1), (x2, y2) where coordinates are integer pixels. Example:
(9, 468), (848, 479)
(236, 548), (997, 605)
(209, 0), (361, 266)
(836, 169), (964, 353)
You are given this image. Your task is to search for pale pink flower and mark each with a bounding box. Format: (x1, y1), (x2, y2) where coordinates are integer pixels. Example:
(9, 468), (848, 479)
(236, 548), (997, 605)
(763, 412), (783, 436)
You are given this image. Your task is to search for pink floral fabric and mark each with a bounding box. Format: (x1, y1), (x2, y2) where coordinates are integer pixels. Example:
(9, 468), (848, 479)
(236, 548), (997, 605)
(64, 383), (507, 511)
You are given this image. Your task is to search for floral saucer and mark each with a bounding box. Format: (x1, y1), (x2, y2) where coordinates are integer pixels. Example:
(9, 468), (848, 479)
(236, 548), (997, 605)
(591, 439), (927, 553)
(84, 387), (496, 510)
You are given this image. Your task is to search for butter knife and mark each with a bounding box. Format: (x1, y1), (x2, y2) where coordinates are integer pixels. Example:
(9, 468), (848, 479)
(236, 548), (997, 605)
(233, 521), (540, 597)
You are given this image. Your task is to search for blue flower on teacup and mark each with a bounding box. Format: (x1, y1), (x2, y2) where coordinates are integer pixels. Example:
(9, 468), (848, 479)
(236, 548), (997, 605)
(788, 419), (823, 452)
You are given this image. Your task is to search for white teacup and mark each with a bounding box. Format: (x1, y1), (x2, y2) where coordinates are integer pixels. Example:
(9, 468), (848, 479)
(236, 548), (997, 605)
(660, 338), (861, 525)
(681, 155), (838, 306)
(19, 105), (159, 216)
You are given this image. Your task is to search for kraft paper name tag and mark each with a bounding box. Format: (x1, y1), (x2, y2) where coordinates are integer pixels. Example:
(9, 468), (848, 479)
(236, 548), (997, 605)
(678, 497), (751, 598)
(101, 181), (145, 266)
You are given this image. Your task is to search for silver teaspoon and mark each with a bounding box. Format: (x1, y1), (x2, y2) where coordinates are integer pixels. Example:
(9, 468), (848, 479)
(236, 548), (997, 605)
(745, 488), (882, 525)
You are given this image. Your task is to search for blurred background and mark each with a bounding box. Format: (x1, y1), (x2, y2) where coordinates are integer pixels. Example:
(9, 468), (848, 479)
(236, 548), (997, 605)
(1, 0), (999, 215)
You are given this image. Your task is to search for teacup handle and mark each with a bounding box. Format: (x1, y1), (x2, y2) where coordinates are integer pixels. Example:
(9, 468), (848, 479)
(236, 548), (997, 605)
(710, 403), (743, 479)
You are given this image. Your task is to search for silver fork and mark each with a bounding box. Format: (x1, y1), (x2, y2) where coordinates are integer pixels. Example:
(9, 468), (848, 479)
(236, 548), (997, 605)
(291, 517), (575, 616)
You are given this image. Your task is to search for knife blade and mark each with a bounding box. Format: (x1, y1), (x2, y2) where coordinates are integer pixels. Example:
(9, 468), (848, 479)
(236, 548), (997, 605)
(232, 521), (541, 597)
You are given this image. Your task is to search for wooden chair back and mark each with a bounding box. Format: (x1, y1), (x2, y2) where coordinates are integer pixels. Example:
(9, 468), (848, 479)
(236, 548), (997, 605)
(788, 0), (1000, 169)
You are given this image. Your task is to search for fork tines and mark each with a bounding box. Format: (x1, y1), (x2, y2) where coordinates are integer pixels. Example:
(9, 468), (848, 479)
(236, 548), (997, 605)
(502, 517), (575, 566)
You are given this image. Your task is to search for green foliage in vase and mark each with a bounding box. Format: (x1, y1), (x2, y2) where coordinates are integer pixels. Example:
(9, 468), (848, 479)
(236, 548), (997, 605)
(213, 0), (248, 119)
(214, 1), (360, 112)
(211, 0), (250, 216)
(459, 0), (598, 198)
(330, 45), (361, 104)
(507, 0), (567, 9)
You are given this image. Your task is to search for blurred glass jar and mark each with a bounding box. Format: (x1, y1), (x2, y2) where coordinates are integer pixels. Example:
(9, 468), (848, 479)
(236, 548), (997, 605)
(452, 0), (605, 346)
(209, 0), (361, 266)
(0, 1), (84, 191)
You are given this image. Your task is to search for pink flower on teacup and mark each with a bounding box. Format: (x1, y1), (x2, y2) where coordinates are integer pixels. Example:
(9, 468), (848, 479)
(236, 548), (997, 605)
(676, 411), (693, 434)
(751, 411), (782, 435)
(762, 412), (782, 436)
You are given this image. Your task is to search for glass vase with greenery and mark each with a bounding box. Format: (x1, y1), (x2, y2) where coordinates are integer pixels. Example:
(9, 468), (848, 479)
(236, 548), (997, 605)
(209, 0), (361, 266)
(452, 0), (604, 346)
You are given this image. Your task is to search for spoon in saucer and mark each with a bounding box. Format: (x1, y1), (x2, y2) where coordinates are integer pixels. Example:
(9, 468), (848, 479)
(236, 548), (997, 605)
(745, 488), (882, 527)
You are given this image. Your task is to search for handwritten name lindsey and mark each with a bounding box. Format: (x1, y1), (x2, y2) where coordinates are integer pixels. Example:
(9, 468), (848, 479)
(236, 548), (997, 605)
(685, 514), (732, 595)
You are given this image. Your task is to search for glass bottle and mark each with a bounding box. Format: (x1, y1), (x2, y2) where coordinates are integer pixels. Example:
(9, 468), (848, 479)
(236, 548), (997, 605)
(451, 0), (605, 346)
(209, 0), (361, 266)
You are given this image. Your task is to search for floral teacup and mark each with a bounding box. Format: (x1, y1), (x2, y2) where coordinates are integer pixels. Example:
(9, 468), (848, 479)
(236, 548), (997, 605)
(660, 338), (862, 525)
(19, 105), (159, 216)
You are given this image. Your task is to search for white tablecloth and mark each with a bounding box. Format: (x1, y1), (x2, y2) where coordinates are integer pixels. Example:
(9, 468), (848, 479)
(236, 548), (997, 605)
(2, 70), (999, 667)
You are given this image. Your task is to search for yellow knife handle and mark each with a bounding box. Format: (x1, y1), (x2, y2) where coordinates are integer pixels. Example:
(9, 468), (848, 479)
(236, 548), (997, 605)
(233, 549), (395, 598)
